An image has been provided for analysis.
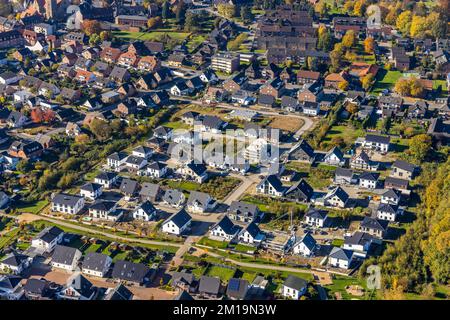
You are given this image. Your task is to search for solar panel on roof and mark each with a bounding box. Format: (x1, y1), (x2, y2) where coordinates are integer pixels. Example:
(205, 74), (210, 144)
(228, 279), (240, 291)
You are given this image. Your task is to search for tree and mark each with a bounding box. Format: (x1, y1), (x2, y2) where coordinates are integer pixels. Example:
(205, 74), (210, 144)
(342, 30), (356, 48)
(317, 25), (332, 51)
(353, 0), (366, 17)
(240, 6), (254, 23)
(175, 1), (186, 25)
(410, 15), (428, 38)
(316, 0), (329, 18)
(89, 118), (112, 141)
(361, 73), (375, 90)
(408, 134), (432, 163)
(329, 43), (344, 72)
(30, 108), (55, 124)
(147, 17), (162, 29)
(162, 1), (170, 19)
(364, 37), (375, 54)
(396, 10), (412, 35)
(99, 31), (111, 42)
(394, 78), (411, 96)
(338, 80), (349, 91)
(217, 3), (236, 18)
(82, 20), (102, 36)
(89, 34), (101, 46)
(184, 12), (200, 32)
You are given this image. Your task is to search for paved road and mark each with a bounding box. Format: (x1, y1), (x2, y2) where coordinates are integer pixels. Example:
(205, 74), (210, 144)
(0, 212), (182, 248)
(223, 173), (260, 205)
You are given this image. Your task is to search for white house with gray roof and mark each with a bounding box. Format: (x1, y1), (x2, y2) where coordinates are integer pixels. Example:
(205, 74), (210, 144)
(79, 182), (103, 200)
(133, 201), (157, 221)
(328, 247), (354, 269)
(304, 208), (328, 228)
(292, 233), (316, 257)
(51, 193), (85, 215)
(94, 171), (118, 189)
(186, 191), (216, 214)
(82, 252), (112, 278)
(51, 245), (82, 271)
(162, 209), (192, 235)
(31, 226), (64, 253)
(282, 275), (308, 300)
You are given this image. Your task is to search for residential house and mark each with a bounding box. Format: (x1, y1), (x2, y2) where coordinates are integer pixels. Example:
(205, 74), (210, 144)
(304, 208), (328, 228)
(323, 147), (345, 166)
(384, 176), (409, 193)
(103, 284), (133, 300)
(284, 179), (314, 203)
(377, 203), (402, 222)
(256, 175), (285, 197)
(51, 193), (85, 215)
(107, 152), (128, 170)
(259, 77), (284, 99)
(89, 200), (121, 221)
(350, 150), (379, 171)
(359, 172), (379, 189)
(111, 261), (151, 286)
(31, 226), (64, 253)
(94, 171), (118, 189)
(162, 189), (186, 208)
(343, 232), (379, 259)
(0, 253), (33, 275)
(109, 66), (131, 84)
(210, 216), (242, 241)
(139, 182), (162, 203)
(292, 233), (316, 257)
(186, 191), (215, 214)
(198, 276), (221, 299)
(51, 245), (82, 271)
(359, 216), (389, 239)
(288, 140), (315, 163)
(144, 161), (167, 179)
(390, 160), (417, 180)
(228, 201), (261, 223)
(79, 183), (103, 200)
(226, 278), (249, 300)
(119, 178), (139, 200)
(362, 134), (390, 153)
(133, 201), (157, 221)
(381, 189), (402, 206)
(282, 275), (308, 300)
(328, 247), (354, 269)
(82, 253), (112, 278)
(297, 70), (320, 85)
(177, 162), (208, 183)
(161, 209), (192, 236)
(238, 223), (265, 246)
(58, 273), (96, 300)
(302, 101), (320, 116)
(324, 186), (349, 208)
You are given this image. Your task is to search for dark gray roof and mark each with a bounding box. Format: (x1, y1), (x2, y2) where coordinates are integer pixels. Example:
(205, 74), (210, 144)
(172, 271), (195, 285)
(305, 208), (328, 220)
(119, 178), (139, 195)
(163, 189), (185, 206)
(66, 273), (95, 298)
(377, 203), (399, 214)
(1, 252), (29, 267)
(104, 284), (133, 300)
(283, 275), (308, 291)
(34, 226), (64, 244)
(138, 200), (156, 214)
(202, 115), (225, 130)
(335, 167), (354, 178)
(139, 182), (160, 198)
(243, 222), (261, 239)
(344, 231), (375, 246)
(359, 172), (379, 181)
(199, 276), (221, 295)
(108, 152), (128, 161)
(258, 93), (275, 105)
(165, 209), (192, 228)
(382, 188), (401, 200)
(329, 247), (353, 261)
(285, 179), (313, 198)
(229, 201), (259, 218)
(326, 186), (349, 203)
(147, 161), (166, 170)
(392, 160), (416, 173)
(111, 260), (150, 283)
(80, 182), (102, 193)
(214, 216), (241, 235)
(186, 162), (207, 176)
(226, 278), (249, 299)
(89, 200), (116, 212)
(82, 252), (110, 272)
(385, 176), (409, 188)
(173, 290), (194, 300)
(52, 245), (80, 265)
(325, 146), (344, 161)
(187, 191), (212, 208)
(95, 171), (117, 181)
(365, 134), (390, 145)
(23, 278), (48, 296)
(360, 216), (389, 232)
(296, 232), (316, 251)
(52, 193), (83, 207)
(261, 174), (284, 193)
(0, 275), (22, 290)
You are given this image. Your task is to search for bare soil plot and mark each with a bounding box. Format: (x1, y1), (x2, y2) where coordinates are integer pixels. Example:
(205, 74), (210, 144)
(268, 116), (304, 133)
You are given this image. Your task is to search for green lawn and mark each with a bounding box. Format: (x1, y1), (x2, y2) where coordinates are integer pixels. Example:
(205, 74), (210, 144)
(323, 275), (376, 300)
(198, 237), (229, 249)
(371, 69), (403, 94)
(186, 34), (206, 53)
(233, 244), (256, 253)
(0, 228), (20, 250)
(321, 124), (365, 151)
(161, 121), (190, 130)
(113, 31), (190, 42)
(16, 200), (49, 214)
(84, 242), (104, 253)
(205, 265), (236, 282)
(111, 250), (130, 262)
(433, 80), (448, 98)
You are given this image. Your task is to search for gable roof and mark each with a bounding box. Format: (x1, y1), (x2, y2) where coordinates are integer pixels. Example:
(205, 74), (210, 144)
(199, 276), (221, 295)
(329, 247), (353, 261)
(305, 208), (328, 220)
(119, 178), (139, 195)
(1, 252), (30, 267)
(82, 252), (110, 272)
(229, 201), (259, 218)
(163, 189), (185, 205)
(187, 191), (213, 209)
(392, 159), (416, 173)
(111, 260), (150, 283)
(51, 245), (80, 265)
(52, 193), (83, 207)
(104, 284), (133, 300)
(283, 275), (308, 291)
(360, 216), (389, 232)
(165, 209), (192, 228)
(213, 216), (241, 235)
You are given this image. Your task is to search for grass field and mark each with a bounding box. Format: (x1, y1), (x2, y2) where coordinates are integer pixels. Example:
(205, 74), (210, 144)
(323, 275), (375, 300)
(16, 200), (49, 214)
(433, 79), (449, 98)
(198, 237), (229, 249)
(113, 31), (190, 42)
(321, 124), (365, 150)
(371, 69), (403, 94)
(0, 228), (20, 250)
(186, 34), (206, 53)
(205, 265), (236, 282)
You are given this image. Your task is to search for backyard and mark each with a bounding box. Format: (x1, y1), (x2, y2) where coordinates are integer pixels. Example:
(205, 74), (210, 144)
(370, 69), (403, 94)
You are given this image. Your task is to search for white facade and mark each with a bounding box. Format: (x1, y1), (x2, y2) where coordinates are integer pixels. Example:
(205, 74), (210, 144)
(329, 256), (351, 269)
(162, 220), (191, 236)
(282, 285), (305, 300)
(52, 198), (85, 215)
(133, 207), (156, 221)
(305, 216), (326, 228)
(359, 178), (377, 189)
(80, 186), (103, 200)
(51, 251), (82, 271)
(292, 242), (314, 257)
(82, 257), (112, 278)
